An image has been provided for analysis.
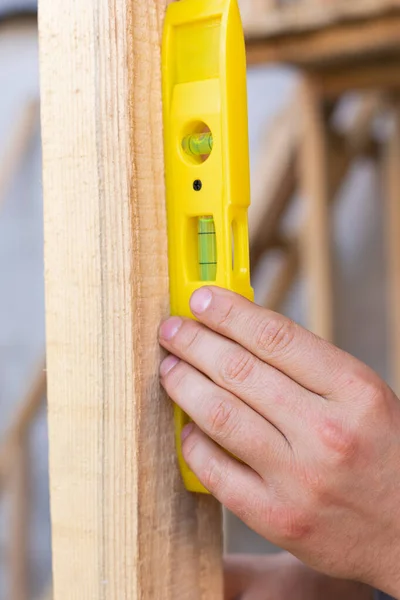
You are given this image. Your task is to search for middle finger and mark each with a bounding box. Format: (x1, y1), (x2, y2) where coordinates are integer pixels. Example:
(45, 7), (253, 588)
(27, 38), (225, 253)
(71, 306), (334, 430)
(160, 317), (323, 441)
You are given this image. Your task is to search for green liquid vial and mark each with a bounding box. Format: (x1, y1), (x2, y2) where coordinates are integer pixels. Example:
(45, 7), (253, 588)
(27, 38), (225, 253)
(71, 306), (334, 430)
(182, 132), (213, 158)
(198, 216), (217, 281)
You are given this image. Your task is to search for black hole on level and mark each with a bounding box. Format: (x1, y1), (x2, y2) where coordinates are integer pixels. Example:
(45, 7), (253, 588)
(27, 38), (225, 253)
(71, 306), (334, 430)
(193, 179), (202, 191)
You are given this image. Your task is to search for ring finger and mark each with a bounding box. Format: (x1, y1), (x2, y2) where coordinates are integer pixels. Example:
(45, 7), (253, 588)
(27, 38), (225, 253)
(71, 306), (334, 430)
(160, 355), (290, 474)
(160, 317), (322, 441)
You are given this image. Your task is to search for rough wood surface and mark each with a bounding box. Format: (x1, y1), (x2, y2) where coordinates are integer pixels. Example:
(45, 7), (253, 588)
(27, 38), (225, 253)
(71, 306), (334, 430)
(39, 1), (223, 598)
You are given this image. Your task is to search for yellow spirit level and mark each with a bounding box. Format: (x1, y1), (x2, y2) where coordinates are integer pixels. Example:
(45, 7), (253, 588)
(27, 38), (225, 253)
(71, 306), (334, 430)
(162, 0), (253, 493)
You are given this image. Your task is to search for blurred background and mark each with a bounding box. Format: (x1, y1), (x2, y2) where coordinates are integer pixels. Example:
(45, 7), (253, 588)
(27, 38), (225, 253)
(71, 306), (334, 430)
(0, 0), (398, 598)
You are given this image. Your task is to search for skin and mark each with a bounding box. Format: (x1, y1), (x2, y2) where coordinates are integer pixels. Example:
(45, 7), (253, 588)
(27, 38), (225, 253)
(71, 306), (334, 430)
(159, 287), (400, 598)
(224, 553), (373, 600)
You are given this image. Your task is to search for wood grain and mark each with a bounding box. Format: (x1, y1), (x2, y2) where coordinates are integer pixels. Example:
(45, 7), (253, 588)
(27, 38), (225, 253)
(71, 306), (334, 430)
(39, 0), (223, 598)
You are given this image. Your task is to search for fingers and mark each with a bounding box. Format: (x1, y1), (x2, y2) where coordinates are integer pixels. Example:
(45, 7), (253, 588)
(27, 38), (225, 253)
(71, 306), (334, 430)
(160, 356), (290, 473)
(188, 286), (371, 399)
(179, 427), (305, 560)
(179, 424), (270, 525)
(159, 316), (321, 440)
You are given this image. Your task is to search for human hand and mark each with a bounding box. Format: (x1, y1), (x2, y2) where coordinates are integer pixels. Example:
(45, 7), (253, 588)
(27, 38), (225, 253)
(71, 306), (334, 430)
(224, 552), (372, 600)
(159, 287), (400, 597)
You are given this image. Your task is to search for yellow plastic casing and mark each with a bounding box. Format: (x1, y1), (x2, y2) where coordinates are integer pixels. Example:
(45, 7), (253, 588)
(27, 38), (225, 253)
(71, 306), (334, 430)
(162, 0), (253, 493)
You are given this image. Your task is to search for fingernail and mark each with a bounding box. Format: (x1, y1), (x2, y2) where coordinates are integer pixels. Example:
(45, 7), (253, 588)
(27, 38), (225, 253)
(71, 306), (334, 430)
(181, 423), (194, 441)
(160, 355), (180, 377)
(159, 317), (183, 341)
(190, 287), (212, 315)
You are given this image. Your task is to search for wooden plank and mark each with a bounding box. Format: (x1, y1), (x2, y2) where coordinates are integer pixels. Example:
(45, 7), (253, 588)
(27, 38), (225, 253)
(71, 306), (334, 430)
(249, 96), (298, 268)
(262, 241), (299, 312)
(243, 0), (400, 40)
(9, 438), (30, 600)
(238, 0), (275, 24)
(0, 360), (46, 482)
(0, 15), (37, 34)
(0, 100), (39, 212)
(313, 58), (400, 99)
(251, 94), (380, 309)
(246, 13), (400, 67)
(299, 77), (334, 341)
(384, 105), (400, 395)
(39, 1), (223, 599)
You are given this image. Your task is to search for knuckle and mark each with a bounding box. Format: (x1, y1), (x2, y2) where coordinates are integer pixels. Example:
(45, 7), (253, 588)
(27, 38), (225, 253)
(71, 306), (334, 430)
(201, 455), (228, 495)
(256, 316), (294, 357)
(163, 362), (187, 396)
(180, 321), (203, 352)
(206, 397), (239, 439)
(181, 430), (199, 463)
(301, 468), (334, 508)
(350, 365), (387, 408)
(221, 349), (257, 385)
(361, 377), (387, 409)
(215, 299), (235, 329)
(268, 504), (313, 543)
(317, 417), (358, 465)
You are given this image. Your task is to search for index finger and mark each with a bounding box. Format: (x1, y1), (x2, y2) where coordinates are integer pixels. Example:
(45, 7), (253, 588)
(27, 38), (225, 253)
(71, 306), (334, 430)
(189, 286), (372, 399)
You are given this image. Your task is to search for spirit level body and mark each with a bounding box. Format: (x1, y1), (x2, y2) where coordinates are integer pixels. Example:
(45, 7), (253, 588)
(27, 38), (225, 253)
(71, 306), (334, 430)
(162, 0), (253, 493)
